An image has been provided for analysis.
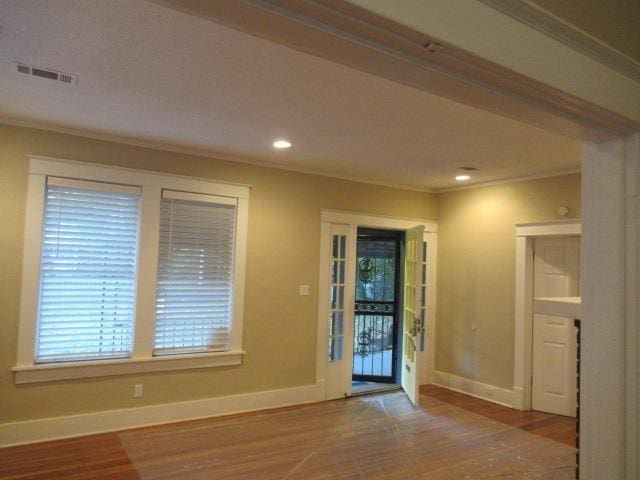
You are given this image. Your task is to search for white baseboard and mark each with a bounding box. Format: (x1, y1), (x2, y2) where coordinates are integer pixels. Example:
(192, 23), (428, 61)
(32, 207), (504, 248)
(0, 381), (325, 447)
(432, 370), (514, 408)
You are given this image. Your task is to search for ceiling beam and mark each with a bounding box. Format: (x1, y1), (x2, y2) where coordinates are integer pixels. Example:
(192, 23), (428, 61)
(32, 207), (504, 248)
(152, 0), (638, 143)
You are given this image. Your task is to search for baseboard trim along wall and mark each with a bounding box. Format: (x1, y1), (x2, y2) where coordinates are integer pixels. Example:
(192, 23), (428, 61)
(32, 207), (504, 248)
(433, 370), (515, 408)
(0, 382), (325, 447)
(1, 374), (515, 447)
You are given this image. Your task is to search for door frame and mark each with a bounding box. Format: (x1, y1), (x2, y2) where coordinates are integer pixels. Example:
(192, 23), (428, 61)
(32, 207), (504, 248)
(317, 210), (437, 400)
(513, 220), (581, 411)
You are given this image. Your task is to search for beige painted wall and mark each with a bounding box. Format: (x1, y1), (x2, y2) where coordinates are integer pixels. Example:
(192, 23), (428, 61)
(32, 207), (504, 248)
(0, 124), (437, 424)
(435, 174), (581, 389)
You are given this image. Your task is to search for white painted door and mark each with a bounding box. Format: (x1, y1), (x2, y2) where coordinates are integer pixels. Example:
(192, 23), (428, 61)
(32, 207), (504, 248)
(532, 236), (580, 417)
(401, 226), (424, 405)
(324, 224), (356, 400)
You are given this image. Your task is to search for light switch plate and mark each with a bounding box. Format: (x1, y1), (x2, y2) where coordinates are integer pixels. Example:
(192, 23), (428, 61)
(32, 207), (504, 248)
(134, 384), (144, 398)
(299, 284), (310, 296)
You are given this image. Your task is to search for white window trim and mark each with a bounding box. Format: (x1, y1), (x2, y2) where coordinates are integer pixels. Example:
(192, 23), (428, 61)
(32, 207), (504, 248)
(14, 156), (250, 384)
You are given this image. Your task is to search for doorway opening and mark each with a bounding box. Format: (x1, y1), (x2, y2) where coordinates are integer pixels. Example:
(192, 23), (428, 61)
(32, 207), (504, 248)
(531, 236), (581, 418)
(351, 228), (403, 395)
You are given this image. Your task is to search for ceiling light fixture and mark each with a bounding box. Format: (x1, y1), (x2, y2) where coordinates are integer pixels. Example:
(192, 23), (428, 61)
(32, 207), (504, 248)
(455, 175), (471, 181)
(273, 139), (292, 149)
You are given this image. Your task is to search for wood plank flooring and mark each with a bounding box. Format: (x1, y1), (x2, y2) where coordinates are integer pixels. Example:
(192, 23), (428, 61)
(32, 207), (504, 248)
(0, 385), (577, 479)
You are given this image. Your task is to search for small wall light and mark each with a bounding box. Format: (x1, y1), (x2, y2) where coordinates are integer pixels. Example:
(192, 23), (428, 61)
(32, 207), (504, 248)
(455, 175), (471, 181)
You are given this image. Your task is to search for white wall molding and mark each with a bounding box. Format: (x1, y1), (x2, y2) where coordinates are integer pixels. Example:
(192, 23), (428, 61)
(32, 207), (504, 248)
(623, 133), (639, 478)
(432, 370), (514, 408)
(320, 209), (437, 232)
(515, 220), (581, 237)
(13, 351), (245, 384)
(0, 382), (324, 447)
(1, 118), (433, 194)
(436, 168), (581, 193)
(580, 138), (628, 479)
(477, 0), (640, 83)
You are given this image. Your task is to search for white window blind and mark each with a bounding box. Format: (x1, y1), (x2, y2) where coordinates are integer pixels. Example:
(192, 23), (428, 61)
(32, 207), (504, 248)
(36, 178), (141, 363)
(154, 190), (237, 355)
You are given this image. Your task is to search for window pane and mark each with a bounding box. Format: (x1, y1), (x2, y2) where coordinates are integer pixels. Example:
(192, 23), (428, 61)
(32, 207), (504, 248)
(154, 195), (236, 355)
(36, 183), (140, 362)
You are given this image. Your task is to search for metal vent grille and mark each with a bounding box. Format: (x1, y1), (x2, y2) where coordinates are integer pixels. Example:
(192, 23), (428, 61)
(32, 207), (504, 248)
(14, 62), (77, 85)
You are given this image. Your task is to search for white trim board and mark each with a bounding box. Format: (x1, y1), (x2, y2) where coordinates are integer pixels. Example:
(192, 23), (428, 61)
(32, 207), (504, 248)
(320, 209), (437, 232)
(432, 370), (514, 408)
(0, 382), (324, 447)
(512, 219), (581, 411)
(477, 0), (640, 83)
(437, 168), (581, 193)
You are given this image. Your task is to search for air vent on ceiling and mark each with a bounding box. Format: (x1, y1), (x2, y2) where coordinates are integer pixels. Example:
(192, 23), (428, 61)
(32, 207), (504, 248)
(15, 62), (78, 85)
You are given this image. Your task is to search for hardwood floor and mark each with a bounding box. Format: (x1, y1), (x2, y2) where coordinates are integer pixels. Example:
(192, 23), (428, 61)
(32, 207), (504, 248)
(421, 385), (577, 448)
(0, 386), (577, 479)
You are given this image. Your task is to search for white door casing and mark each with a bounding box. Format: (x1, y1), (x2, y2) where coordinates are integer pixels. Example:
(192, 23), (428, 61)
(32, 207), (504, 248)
(317, 210), (437, 403)
(532, 237), (580, 417)
(513, 220), (581, 412)
(401, 225), (424, 405)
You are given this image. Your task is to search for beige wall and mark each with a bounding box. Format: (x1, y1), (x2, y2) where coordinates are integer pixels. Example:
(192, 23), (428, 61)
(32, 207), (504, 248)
(0, 122), (582, 425)
(0, 124), (437, 423)
(435, 174), (581, 389)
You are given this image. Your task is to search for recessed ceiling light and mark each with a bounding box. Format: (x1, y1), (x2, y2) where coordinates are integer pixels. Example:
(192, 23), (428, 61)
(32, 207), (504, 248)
(455, 175), (471, 181)
(273, 139), (292, 149)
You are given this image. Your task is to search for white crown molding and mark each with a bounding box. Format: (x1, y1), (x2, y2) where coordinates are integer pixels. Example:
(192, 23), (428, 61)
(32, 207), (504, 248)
(0, 117), (434, 194)
(436, 167), (581, 193)
(477, 0), (640, 83)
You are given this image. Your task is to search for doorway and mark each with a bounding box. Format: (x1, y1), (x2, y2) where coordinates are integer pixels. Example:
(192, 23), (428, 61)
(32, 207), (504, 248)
(319, 210), (437, 402)
(532, 236), (580, 417)
(352, 228), (402, 394)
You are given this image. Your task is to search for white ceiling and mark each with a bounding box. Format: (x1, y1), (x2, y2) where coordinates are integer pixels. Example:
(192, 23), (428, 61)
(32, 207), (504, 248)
(0, 0), (580, 190)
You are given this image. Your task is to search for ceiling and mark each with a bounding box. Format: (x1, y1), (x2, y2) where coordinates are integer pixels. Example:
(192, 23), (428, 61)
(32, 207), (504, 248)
(0, 0), (580, 191)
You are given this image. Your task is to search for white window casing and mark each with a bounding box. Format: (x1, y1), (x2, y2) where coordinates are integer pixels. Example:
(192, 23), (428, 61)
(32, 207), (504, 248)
(14, 156), (249, 383)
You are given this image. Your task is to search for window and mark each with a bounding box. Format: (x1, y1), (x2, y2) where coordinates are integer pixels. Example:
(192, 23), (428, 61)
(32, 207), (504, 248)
(36, 178), (140, 363)
(14, 157), (249, 383)
(154, 191), (236, 355)
(328, 231), (346, 362)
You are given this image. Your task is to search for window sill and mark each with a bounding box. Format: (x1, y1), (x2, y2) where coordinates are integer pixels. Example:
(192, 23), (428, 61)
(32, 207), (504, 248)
(12, 350), (245, 384)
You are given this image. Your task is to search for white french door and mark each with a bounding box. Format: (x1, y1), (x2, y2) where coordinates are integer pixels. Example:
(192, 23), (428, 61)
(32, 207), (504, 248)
(318, 214), (436, 403)
(400, 225), (424, 405)
(324, 224), (356, 400)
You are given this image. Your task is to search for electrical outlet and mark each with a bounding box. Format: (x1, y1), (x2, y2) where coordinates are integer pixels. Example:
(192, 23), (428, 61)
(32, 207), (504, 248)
(134, 384), (144, 398)
(299, 284), (310, 296)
